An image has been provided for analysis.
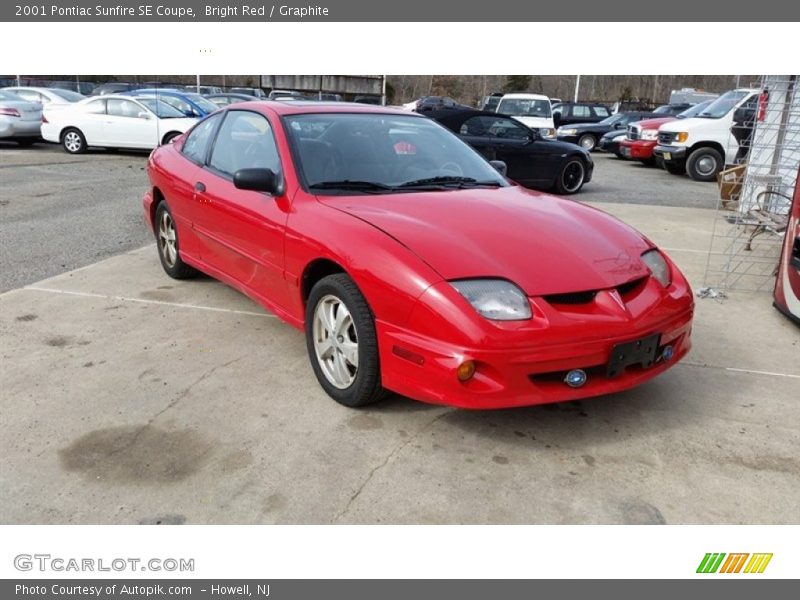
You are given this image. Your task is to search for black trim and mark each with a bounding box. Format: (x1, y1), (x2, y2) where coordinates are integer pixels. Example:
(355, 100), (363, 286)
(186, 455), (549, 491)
(179, 112), (224, 167)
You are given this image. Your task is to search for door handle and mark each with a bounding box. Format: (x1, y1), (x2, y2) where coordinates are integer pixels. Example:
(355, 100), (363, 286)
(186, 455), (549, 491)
(194, 182), (206, 193)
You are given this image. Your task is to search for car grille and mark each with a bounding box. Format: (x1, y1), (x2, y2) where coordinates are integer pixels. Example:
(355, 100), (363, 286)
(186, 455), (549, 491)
(543, 276), (647, 306)
(658, 131), (677, 144)
(627, 125), (639, 141)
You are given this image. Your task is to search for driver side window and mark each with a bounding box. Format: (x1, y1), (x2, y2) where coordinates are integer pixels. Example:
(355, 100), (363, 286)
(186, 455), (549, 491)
(460, 116), (530, 140)
(209, 111), (281, 178)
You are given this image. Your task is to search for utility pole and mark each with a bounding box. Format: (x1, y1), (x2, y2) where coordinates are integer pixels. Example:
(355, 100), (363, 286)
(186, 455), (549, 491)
(573, 75), (581, 102)
(196, 75), (201, 94)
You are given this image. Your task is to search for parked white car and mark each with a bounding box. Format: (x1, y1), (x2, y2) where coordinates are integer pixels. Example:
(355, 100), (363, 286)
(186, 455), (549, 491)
(41, 94), (198, 153)
(0, 89), (43, 145)
(2, 86), (85, 111)
(654, 88), (760, 181)
(494, 93), (556, 138)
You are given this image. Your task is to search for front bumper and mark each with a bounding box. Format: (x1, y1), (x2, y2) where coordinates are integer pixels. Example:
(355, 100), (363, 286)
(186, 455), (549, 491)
(620, 139), (657, 160)
(557, 134), (580, 145)
(378, 272), (694, 409)
(653, 144), (688, 163)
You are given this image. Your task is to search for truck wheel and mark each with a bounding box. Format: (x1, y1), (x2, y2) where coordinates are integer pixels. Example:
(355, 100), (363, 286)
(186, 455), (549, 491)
(686, 147), (723, 182)
(664, 161), (685, 175)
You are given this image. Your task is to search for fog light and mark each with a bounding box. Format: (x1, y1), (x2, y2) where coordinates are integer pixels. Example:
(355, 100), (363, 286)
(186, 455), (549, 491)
(661, 345), (674, 361)
(564, 369), (588, 388)
(456, 360), (476, 381)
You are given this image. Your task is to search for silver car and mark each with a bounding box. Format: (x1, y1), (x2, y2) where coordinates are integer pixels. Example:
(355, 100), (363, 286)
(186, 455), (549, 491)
(0, 89), (42, 145)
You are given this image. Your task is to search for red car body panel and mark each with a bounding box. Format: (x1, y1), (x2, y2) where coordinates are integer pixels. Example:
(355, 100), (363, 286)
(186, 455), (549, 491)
(143, 102), (694, 409)
(620, 116), (677, 160)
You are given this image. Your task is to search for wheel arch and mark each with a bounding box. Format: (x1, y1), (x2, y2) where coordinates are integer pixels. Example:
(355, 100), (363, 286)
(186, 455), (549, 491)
(301, 258), (348, 307)
(688, 140), (726, 159)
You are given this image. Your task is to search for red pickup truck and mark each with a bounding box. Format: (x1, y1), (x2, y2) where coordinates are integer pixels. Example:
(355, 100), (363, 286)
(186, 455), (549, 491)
(619, 99), (715, 165)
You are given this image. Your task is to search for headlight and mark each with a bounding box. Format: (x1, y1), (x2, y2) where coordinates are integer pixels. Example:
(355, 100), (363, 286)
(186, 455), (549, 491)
(676, 132), (689, 142)
(641, 129), (659, 141)
(558, 128), (578, 136)
(451, 279), (532, 321)
(540, 127), (556, 138)
(641, 249), (671, 287)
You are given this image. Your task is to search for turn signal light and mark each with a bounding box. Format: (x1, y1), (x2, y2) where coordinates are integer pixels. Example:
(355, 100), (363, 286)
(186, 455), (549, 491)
(456, 360), (476, 381)
(676, 132), (689, 142)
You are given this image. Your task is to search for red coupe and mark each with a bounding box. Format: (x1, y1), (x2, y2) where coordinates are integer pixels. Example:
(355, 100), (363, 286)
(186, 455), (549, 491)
(143, 101), (693, 409)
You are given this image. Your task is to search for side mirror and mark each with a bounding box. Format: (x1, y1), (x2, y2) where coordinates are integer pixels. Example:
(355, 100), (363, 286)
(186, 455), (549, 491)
(614, 122), (624, 129)
(489, 160), (507, 177)
(233, 168), (283, 195)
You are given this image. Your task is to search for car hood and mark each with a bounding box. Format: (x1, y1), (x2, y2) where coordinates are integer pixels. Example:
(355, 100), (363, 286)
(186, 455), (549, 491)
(634, 116), (676, 130)
(659, 115), (728, 133)
(511, 115), (555, 129)
(601, 129), (627, 140)
(320, 187), (652, 296)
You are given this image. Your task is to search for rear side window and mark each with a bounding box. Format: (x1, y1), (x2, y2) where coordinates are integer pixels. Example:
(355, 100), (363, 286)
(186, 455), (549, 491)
(572, 105), (591, 118)
(107, 99), (146, 118)
(209, 111), (281, 177)
(594, 106), (610, 117)
(182, 113), (222, 164)
(83, 99), (106, 114)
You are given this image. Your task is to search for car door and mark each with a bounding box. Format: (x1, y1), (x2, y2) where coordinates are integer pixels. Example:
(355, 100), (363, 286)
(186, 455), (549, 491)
(72, 98), (107, 145)
(192, 109), (290, 303)
(459, 115), (550, 188)
(104, 98), (158, 148)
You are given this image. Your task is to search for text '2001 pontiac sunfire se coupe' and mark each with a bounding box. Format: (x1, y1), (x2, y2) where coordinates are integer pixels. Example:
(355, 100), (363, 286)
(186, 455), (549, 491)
(143, 101), (694, 409)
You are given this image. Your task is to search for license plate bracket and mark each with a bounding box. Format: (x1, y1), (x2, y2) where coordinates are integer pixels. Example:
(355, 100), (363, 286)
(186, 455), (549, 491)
(663, 151), (672, 161)
(607, 333), (660, 378)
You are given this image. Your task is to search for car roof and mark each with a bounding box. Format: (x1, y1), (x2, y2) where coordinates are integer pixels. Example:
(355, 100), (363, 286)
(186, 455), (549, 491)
(499, 93), (550, 100)
(240, 100), (411, 117)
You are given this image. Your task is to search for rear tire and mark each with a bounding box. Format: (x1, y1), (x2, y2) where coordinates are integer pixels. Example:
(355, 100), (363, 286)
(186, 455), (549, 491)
(305, 273), (385, 408)
(61, 128), (86, 154)
(554, 158), (586, 195)
(686, 147), (723, 182)
(154, 201), (197, 279)
(161, 131), (181, 145)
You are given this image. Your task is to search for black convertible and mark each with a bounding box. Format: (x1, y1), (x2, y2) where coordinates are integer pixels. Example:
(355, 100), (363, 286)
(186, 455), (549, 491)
(428, 108), (593, 195)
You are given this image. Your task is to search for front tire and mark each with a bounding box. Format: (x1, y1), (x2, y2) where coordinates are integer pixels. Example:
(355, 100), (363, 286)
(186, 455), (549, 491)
(578, 134), (596, 151)
(554, 158), (586, 194)
(62, 128), (86, 154)
(154, 201), (197, 279)
(686, 147), (723, 182)
(305, 273), (385, 408)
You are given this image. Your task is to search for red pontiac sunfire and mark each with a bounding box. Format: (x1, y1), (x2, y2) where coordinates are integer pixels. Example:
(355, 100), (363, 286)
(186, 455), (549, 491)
(143, 101), (693, 409)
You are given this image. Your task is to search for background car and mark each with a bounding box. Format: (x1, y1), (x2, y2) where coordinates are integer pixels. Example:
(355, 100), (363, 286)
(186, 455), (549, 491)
(598, 129), (628, 157)
(2, 86), (85, 114)
(0, 89), (42, 145)
(205, 93), (259, 107)
(89, 82), (143, 96)
(126, 89), (219, 117)
(494, 93), (556, 138)
(353, 95), (382, 105)
(551, 102), (611, 127)
(411, 96), (461, 112)
(480, 92), (504, 111)
(268, 89), (306, 100)
(183, 84), (223, 95)
(41, 94), (198, 153)
(652, 103), (694, 116)
(229, 87), (267, 98)
(430, 108), (593, 194)
(557, 111), (658, 151)
(620, 100), (716, 165)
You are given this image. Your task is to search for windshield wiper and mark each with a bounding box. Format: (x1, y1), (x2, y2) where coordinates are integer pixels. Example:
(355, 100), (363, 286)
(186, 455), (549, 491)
(308, 180), (397, 193)
(398, 176), (502, 189)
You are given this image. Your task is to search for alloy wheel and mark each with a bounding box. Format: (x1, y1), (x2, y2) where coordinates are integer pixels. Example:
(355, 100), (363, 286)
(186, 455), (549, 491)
(562, 161), (585, 193)
(312, 294), (359, 389)
(64, 131), (82, 153)
(158, 210), (178, 268)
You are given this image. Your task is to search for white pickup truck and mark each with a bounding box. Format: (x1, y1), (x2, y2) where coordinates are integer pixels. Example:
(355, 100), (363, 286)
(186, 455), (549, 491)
(654, 88), (760, 181)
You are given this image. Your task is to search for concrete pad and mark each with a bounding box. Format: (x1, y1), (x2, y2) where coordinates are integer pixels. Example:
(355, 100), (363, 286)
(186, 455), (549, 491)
(1, 203), (798, 525)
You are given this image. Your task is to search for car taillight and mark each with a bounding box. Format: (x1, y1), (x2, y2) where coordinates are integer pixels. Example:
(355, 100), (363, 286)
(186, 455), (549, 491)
(0, 107), (21, 118)
(42, 114), (48, 123)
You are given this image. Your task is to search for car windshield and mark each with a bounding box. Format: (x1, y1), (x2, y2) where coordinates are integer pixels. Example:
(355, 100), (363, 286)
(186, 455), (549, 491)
(136, 98), (185, 118)
(676, 99), (715, 119)
(285, 113), (509, 194)
(696, 91), (750, 119)
(184, 93), (219, 113)
(598, 114), (626, 126)
(50, 89), (85, 102)
(496, 98), (551, 118)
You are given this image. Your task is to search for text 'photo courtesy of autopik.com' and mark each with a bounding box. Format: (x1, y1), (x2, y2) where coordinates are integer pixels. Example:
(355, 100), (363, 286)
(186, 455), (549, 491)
(1, 0), (800, 595)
